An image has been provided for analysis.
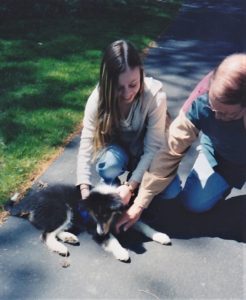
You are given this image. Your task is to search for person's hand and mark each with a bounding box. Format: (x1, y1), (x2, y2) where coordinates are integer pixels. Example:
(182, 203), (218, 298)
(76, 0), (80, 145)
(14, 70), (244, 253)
(80, 184), (90, 200)
(115, 203), (144, 233)
(117, 184), (132, 205)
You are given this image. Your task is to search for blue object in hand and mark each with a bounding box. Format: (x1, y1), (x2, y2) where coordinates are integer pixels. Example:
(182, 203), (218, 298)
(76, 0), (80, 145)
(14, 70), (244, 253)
(79, 208), (91, 224)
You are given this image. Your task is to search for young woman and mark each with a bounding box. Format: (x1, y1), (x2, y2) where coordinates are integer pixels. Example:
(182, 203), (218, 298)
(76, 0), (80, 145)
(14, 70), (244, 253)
(77, 40), (177, 206)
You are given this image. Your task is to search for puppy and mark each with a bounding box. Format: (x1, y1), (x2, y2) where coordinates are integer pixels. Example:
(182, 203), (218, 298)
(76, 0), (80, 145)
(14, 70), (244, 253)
(5, 184), (171, 262)
(4, 185), (82, 257)
(84, 184), (171, 262)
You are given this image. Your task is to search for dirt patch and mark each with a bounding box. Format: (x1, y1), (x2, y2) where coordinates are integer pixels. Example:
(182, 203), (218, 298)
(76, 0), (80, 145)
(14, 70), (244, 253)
(0, 210), (10, 225)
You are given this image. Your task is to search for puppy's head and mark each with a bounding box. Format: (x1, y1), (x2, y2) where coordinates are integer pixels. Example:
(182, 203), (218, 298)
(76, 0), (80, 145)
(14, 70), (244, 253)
(84, 185), (125, 236)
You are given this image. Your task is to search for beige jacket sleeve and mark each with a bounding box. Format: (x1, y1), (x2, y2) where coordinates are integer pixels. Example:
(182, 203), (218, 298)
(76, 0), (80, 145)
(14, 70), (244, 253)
(76, 86), (99, 186)
(134, 110), (199, 208)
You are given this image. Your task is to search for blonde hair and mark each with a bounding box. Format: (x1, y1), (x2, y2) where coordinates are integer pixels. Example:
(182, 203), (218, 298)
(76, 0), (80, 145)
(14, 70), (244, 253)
(94, 40), (144, 153)
(209, 53), (246, 107)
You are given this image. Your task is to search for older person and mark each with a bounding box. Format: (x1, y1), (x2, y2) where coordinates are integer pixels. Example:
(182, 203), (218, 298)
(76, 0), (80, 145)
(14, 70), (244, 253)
(116, 53), (246, 232)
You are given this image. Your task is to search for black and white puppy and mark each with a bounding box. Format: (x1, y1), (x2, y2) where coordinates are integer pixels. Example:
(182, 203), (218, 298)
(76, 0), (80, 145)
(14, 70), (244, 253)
(5, 183), (171, 261)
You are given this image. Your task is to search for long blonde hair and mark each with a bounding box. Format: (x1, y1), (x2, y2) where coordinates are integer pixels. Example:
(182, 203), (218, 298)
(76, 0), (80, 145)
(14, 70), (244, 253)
(94, 40), (144, 153)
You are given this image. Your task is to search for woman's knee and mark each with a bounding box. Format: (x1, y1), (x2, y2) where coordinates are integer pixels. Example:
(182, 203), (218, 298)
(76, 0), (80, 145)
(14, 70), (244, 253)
(157, 175), (182, 200)
(96, 144), (128, 183)
(181, 169), (231, 213)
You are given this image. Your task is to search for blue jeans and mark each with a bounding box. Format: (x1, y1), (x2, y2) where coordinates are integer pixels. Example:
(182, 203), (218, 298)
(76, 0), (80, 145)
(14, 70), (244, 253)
(154, 148), (231, 212)
(95, 144), (180, 197)
(96, 144), (129, 185)
(96, 144), (231, 213)
(181, 149), (231, 213)
(156, 175), (182, 200)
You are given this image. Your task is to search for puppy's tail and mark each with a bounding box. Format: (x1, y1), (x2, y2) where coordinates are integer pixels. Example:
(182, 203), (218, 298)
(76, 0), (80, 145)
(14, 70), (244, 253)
(4, 193), (28, 217)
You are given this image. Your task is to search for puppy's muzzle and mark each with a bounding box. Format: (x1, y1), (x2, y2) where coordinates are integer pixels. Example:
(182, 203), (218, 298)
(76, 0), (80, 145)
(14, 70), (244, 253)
(96, 222), (110, 236)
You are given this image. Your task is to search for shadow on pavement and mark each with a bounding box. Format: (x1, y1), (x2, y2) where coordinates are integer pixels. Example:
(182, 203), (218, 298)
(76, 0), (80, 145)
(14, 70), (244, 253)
(119, 194), (246, 251)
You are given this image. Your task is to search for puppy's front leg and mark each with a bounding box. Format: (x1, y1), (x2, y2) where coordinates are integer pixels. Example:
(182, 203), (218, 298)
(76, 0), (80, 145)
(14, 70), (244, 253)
(102, 233), (130, 262)
(133, 220), (171, 245)
(57, 231), (80, 245)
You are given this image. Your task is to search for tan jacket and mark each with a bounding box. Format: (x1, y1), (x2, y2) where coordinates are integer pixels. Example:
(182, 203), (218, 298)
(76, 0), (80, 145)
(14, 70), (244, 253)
(134, 110), (199, 208)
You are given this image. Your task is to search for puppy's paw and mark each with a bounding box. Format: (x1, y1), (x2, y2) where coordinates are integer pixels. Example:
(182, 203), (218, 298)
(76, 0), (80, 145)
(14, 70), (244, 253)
(57, 232), (80, 245)
(54, 243), (69, 256)
(45, 234), (70, 256)
(114, 248), (130, 262)
(152, 232), (171, 245)
(51, 242), (69, 256)
(103, 234), (130, 262)
(59, 249), (70, 257)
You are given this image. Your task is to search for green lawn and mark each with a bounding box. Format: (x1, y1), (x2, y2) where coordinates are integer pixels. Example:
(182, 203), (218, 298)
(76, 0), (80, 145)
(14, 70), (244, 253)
(0, 1), (182, 206)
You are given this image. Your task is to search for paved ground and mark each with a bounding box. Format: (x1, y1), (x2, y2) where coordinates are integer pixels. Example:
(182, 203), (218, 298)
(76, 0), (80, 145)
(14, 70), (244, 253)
(1, 1), (246, 299)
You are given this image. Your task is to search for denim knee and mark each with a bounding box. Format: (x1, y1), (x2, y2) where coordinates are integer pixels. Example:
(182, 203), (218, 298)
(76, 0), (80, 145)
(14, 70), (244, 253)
(157, 175), (182, 200)
(96, 144), (128, 184)
(181, 169), (231, 213)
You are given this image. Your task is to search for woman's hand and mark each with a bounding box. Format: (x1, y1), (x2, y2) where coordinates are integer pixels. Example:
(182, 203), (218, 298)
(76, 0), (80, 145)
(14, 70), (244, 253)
(80, 184), (90, 200)
(117, 184), (132, 205)
(115, 203), (144, 233)
(117, 180), (139, 206)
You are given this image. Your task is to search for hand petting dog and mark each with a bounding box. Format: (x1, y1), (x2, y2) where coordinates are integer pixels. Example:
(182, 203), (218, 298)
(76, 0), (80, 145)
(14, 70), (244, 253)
(115, 203), (144, 233)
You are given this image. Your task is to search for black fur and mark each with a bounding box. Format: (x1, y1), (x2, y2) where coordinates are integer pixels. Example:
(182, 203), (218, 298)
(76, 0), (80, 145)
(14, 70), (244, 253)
(4, 184), (124, 236)
(85, 191), (124, 222)
(4, 185), (82, 233)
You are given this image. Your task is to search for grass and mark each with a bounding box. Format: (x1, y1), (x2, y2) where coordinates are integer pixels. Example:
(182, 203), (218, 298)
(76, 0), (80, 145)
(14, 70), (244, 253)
(0, 0), (182, 207)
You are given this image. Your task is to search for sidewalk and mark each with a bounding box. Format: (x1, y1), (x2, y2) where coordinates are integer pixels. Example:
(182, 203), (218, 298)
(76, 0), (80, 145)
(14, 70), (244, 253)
(1, 1), (245, 299)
